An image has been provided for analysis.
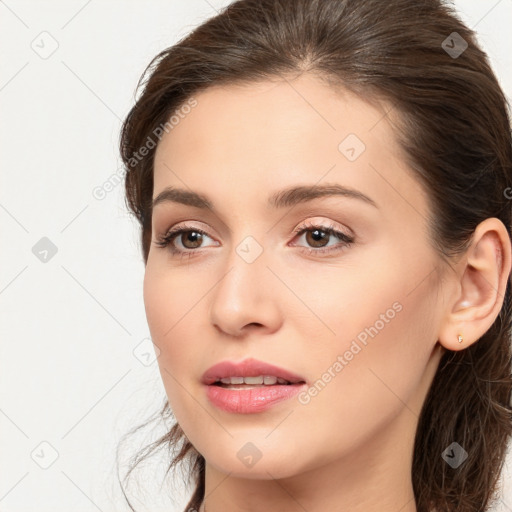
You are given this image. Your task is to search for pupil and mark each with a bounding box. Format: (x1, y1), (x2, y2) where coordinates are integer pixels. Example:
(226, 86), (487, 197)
(309, 229), (328, 247)
(184, 232), (202, 248)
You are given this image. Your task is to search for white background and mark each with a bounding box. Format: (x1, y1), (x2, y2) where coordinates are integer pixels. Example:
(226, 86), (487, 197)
(1, 1), (511, 511)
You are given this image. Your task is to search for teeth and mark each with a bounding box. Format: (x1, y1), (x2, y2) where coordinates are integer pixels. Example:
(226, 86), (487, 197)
(244, 376), (264, 385)
(218, 375), (289, 385)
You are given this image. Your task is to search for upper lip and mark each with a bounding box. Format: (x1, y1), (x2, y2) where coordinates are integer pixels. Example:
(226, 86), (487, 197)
(202, 357), (307, 385)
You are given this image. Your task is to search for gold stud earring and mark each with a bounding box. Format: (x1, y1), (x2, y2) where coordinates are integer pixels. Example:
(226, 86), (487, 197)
(458, 334), (464, 344)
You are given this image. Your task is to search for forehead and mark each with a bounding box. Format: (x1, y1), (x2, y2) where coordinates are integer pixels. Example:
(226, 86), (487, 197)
(155, 74), (396, 163)
(152, 74), (426, 219)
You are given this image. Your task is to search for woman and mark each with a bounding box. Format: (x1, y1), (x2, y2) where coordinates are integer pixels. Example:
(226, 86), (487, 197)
(118, 1), (512, 511)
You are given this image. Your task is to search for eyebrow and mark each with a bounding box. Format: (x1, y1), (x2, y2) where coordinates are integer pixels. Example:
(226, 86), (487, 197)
(151, 183), (378, 210)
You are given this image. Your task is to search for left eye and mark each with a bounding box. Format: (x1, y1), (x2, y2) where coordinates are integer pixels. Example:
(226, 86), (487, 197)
(291, 223), (354, 254)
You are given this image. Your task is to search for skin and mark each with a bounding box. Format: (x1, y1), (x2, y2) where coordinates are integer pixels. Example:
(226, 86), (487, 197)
(143, 73), (511, 512)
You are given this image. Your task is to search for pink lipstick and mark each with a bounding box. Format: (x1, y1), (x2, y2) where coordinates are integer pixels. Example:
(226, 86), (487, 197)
(202, 357), (307, 414)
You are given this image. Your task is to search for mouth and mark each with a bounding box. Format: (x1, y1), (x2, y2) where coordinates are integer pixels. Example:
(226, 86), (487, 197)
(201, 357), (308, 387)
(201, 358), (307, 413)
(206, 380), (307, 412)
(210, 375), (305, 388)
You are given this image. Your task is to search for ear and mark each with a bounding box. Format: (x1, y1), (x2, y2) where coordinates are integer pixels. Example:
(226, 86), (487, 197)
(438, 217), (512, 351)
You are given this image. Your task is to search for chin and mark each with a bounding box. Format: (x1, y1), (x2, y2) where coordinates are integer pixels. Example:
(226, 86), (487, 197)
(204, 443), (308, 480)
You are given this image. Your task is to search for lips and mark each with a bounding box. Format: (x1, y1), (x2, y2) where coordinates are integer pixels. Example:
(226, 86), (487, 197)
(201, 357), (307, 386)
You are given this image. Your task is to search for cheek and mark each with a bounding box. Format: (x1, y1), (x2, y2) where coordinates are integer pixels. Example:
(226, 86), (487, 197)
(143, 264), (206, 426)
(143, 257), (200, 338)
(315, 237), (440, 358)
(298, 253), (440, 435)
(143, 264), (172, 342)
(143, 262), (199, 373)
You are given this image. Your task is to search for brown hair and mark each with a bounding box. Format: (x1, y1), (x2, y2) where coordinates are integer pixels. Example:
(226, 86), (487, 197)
(118, 1), (512, 511)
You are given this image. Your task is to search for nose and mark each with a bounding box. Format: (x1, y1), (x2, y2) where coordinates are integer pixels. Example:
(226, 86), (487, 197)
(208, 246), (282, 338)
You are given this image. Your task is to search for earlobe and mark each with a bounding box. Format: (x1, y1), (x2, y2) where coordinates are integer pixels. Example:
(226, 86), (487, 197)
(437, 218), (512, 352)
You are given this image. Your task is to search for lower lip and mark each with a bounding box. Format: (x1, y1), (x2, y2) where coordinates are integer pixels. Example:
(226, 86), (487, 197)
(205, 383), (307, 414)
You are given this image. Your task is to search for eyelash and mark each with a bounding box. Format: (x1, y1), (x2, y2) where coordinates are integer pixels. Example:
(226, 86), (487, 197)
(154, 221), (354, 259)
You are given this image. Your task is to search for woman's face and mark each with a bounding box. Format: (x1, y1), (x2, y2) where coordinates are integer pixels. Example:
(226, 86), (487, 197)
(144, 73), (447, 480)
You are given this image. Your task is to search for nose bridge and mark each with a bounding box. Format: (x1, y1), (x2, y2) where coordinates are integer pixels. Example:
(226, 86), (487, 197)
(214, 232), (267, 310)
(209, 232), (281, 335)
